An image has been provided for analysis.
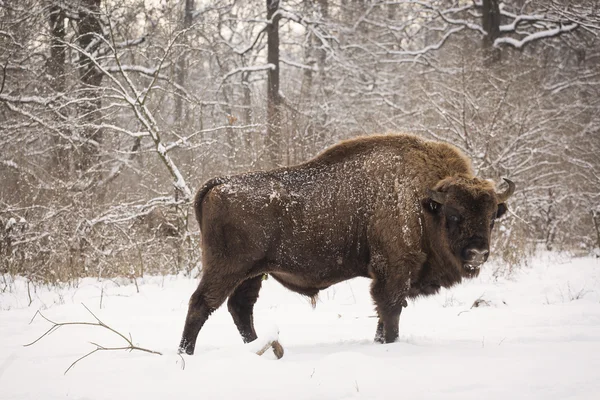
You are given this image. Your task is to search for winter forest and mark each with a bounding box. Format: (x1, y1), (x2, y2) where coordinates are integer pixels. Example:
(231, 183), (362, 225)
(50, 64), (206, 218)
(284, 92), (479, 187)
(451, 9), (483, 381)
(2, 1), (600, 399)
(1, 0), (599, 282)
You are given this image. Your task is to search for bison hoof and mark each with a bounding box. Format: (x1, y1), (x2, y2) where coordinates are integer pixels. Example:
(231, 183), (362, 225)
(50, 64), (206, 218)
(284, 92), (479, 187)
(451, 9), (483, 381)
(178, 339), (195, 355)
(178, 346), (194, 355)
(179, 347), (194, 356)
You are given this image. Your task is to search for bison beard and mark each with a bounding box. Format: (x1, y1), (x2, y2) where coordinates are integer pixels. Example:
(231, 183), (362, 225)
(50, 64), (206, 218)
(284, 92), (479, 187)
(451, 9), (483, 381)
(179, 134), (515, 355)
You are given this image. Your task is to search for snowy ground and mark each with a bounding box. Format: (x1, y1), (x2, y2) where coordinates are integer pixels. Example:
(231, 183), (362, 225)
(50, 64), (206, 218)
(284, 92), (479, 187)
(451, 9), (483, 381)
(1, 254), (599, 400)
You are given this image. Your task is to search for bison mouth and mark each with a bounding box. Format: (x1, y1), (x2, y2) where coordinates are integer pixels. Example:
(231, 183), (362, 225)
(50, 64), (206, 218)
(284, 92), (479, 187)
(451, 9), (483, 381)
(462, 263), (481, 278)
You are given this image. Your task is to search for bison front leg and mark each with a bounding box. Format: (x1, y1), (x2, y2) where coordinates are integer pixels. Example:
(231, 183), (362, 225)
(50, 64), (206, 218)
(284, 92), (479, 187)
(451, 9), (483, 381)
(370, 274), (409, 344)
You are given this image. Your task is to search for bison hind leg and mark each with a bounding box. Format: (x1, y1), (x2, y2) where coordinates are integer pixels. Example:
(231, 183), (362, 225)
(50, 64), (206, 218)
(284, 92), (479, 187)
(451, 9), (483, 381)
(227, 275), (264, 343)
(179, 267), (248, 355)
(374, 319), (384, 343)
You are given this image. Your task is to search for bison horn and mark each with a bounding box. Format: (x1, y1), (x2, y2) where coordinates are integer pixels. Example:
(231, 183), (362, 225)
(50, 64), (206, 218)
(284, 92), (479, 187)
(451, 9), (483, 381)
(427, 189), (447, 205)
(496, 178), (515, 203)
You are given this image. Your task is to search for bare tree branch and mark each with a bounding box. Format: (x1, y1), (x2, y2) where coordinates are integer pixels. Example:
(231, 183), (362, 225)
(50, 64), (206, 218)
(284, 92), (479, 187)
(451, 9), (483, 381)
(25, 304), (162, 375)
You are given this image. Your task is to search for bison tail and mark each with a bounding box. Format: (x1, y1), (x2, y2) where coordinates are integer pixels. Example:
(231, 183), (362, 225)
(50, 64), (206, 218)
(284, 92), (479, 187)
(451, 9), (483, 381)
(193, 176), (228, 230)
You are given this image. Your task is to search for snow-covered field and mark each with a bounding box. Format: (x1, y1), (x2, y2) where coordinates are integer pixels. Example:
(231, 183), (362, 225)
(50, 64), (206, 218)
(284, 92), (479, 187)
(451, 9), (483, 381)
(1, 254), (599, 400)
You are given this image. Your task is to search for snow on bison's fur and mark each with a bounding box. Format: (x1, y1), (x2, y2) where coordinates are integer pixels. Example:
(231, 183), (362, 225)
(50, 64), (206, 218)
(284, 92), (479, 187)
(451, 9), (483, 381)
(179, 133), (515, 355)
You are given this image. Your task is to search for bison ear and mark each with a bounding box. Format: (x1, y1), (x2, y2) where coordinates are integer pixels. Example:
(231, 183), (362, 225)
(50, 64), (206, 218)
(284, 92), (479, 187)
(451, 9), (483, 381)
(496, 203), (508, 219)
(422, 197), (442, 214)
(423, 189), (445, 215)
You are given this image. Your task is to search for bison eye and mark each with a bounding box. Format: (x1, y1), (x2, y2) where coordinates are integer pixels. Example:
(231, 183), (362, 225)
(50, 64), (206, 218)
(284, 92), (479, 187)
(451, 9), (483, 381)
(445, 206), (462, 224)
(448, 215), (460, 223)
(496, 203), (508, 219)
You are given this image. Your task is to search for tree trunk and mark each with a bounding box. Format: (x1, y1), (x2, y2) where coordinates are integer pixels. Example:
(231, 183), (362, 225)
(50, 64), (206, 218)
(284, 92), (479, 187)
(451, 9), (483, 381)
(48, 5), (69, 177)
(266, 0), (282, 167)
(48, 6), (66, 96)
(481, 0), (501, 62)
(296, 0), (316, 162)
(221, 83), (237, 170)
(77, 0), (104, 177)
(242, 70), (253, 162)
(316, 0), (329, 146)
(175, 0), (194, 120)
(242, 71), (253, 126)
(593, 210), (600, 252)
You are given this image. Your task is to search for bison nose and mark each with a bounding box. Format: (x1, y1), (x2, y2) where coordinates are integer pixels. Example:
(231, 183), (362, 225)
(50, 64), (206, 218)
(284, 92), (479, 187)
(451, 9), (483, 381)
(463, 248), (489, 265)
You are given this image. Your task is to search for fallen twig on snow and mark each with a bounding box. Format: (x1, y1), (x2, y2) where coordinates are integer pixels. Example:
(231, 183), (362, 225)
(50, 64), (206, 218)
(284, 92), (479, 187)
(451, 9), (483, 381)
(24, 303), (162, 374)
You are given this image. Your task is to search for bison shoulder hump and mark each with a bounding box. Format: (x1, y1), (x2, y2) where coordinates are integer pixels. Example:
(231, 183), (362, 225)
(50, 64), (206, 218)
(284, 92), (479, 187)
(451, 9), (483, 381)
(311, 134), (424, 165)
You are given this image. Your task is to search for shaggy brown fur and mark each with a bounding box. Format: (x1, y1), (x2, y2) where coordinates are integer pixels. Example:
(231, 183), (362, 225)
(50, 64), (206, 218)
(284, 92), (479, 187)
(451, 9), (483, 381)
(179, 134), (514, 354)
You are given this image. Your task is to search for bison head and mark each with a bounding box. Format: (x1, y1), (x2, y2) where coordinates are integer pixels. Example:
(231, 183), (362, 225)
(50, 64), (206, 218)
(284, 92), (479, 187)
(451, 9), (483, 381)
(422, 176), (515, 277)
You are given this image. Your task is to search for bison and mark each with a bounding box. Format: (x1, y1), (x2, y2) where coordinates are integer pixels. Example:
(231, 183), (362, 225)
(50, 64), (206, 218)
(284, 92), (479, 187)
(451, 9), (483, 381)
(179, 133), (515, 354)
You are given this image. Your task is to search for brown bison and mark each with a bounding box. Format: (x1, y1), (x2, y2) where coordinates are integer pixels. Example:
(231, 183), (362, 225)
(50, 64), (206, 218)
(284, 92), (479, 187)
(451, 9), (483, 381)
(179, 134), (514, 354)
